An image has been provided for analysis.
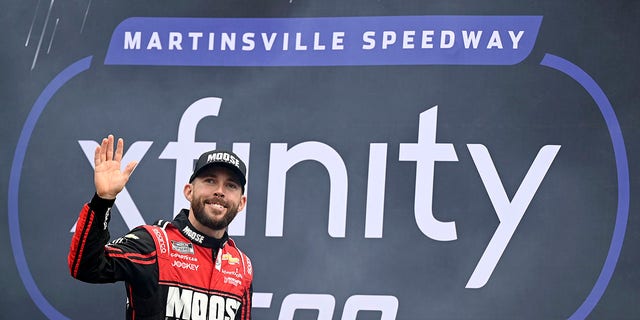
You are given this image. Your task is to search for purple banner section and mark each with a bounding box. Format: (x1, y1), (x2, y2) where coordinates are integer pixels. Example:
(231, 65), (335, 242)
(104, 16), (542, 66)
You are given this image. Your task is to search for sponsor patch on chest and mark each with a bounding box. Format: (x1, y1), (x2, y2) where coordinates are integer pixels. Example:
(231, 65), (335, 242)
(171, 240), (195, 254)
(222, 252), (239, 265)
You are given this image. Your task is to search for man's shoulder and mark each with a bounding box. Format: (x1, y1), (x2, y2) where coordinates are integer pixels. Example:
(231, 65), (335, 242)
(105, 225), (156, 253)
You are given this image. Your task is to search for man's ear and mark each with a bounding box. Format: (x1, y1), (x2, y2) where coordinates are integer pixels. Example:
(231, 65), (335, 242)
(183, 183), (193, 202)
(238, 195), (247, 212)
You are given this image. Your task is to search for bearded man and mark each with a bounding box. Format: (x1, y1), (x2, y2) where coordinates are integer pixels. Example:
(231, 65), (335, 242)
(68, 135), (253, 320)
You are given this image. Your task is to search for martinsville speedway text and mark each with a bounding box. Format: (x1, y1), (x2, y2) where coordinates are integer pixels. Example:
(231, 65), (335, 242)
(123, 29), (525, 52)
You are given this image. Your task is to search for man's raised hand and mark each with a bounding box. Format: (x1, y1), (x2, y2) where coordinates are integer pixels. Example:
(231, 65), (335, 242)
(94, 135), (138, 200)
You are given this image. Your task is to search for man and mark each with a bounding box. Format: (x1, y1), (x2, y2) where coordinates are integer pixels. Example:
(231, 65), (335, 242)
(68, 135), (253, 319)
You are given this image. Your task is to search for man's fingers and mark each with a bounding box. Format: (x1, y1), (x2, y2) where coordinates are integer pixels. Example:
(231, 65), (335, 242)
(123, 161), (138, 177)
(114, 138), (125, 162)
(94, 145), (102, 166)
(97, 137), (108, 164)
(95, 135), (127, 167)
(106, 134), (115, 161)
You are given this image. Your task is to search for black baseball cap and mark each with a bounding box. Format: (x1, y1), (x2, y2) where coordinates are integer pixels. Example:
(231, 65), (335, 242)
(189, 150), (247, 188)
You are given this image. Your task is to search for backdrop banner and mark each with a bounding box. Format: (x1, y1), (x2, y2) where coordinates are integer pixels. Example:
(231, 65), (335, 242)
(1, 1), (638, 319)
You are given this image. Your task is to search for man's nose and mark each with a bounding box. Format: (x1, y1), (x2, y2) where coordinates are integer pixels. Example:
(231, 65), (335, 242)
(212, 184), (225, 197)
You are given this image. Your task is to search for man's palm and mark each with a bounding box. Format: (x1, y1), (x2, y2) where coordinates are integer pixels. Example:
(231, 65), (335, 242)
(94, 135), (137, 200)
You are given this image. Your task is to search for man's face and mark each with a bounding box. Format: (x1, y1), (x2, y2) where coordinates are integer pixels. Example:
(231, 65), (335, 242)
(185, 166), (246, 233)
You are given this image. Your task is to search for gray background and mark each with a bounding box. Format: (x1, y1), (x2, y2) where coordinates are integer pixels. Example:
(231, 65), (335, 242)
(1, 1), (638, 319)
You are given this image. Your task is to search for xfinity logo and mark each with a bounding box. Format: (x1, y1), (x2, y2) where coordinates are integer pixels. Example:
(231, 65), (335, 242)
(73, 96), (560, 289)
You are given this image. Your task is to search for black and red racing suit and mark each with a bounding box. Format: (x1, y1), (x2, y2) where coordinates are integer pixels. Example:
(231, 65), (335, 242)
(68, 194), (253, 320)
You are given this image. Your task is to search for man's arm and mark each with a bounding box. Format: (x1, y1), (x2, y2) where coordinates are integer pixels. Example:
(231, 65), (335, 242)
(68, 135), (152, 283)
(240, 283), (253, 320)
(68, 193), (156, 283)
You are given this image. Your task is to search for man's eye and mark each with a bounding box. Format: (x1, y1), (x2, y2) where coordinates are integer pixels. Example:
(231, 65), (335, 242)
(227, 183), (238, 190)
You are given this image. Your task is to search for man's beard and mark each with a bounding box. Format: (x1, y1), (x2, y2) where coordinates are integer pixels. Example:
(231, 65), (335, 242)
(191, 195), (240, 231)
